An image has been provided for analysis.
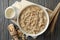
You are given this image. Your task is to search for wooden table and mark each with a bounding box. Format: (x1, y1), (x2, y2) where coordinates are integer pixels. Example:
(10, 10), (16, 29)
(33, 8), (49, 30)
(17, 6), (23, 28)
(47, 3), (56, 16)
(0, 0), (60, 40)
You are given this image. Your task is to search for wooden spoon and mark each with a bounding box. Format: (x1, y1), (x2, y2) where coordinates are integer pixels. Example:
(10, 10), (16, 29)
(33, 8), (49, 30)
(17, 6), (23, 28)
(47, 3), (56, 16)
(46, 2), (60, 36)
(50, 2), (60, 33)
(50, 2), (60, 23)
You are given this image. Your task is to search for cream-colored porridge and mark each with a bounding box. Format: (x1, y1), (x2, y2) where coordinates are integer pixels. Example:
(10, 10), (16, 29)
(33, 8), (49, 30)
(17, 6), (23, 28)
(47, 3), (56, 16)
(19, 5), (47, 34)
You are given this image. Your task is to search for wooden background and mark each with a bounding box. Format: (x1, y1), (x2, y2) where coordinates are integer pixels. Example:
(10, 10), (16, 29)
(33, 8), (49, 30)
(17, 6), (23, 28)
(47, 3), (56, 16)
(0, 0), (60, 40)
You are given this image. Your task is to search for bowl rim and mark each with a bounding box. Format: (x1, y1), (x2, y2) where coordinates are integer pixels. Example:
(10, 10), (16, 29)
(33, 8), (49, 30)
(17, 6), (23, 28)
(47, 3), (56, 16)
(17, 4), (49, 37)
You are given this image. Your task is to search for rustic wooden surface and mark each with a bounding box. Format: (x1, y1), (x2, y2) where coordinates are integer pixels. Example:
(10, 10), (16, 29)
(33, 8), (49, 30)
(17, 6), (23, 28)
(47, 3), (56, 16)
(0, 0), (60, 40)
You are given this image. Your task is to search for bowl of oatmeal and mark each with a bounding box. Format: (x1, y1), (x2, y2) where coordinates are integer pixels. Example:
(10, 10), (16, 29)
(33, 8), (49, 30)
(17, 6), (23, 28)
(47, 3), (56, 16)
(17, 5), (49, 38)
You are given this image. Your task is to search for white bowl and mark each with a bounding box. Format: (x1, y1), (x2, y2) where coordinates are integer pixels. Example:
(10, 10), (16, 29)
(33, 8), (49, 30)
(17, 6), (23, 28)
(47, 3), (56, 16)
(17, 4), (49, 38)
(5, 6), (16, 19)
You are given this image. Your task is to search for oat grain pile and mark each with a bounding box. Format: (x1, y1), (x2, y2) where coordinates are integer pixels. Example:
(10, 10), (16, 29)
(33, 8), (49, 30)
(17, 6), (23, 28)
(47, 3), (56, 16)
(19, 5), (47, 34)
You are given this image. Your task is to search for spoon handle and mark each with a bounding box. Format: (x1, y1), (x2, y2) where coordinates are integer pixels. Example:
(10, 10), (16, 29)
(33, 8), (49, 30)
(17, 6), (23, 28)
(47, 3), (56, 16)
(50, 2), (60, 22)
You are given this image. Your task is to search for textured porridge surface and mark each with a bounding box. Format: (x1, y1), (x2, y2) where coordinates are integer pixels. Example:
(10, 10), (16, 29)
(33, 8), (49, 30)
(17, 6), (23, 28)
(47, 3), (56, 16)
(19, 5), (47, 34)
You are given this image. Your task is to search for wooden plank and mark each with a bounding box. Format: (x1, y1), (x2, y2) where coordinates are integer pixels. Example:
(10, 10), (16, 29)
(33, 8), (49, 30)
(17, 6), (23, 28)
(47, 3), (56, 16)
(55, 13), (60, 40)
(1, 0), (9, 40)
(53, 1), (60, 38)
(52, 1), (60, 40)
(0, 0), (4, 40)
(44, 0), (60, 40)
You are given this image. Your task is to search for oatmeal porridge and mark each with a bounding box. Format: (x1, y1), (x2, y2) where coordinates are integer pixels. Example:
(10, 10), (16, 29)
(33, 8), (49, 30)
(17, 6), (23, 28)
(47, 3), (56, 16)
(19, 5), (47, 34)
